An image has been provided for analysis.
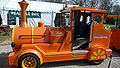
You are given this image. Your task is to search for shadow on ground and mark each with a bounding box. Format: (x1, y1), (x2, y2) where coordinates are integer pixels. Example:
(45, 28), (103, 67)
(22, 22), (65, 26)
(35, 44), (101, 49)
(0, 47), (120, 68)
(111, 47), (120, 57)
(0, 52), (16, 68)
(41, 59), (92, 68)
(0, 52), (97, 68)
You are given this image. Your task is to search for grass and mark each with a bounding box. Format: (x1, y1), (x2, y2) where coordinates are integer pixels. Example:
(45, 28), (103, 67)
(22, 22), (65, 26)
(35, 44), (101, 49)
(0, 43), (9, 46)
(0, 31), (11, 46)
(104, 24), (116, 30)
(0, 36), (8, 42)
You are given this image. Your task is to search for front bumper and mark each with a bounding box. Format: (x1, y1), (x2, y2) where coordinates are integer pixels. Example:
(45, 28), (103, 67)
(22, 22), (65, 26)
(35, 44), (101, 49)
(8, 52), (17, 66)
(106, 49), (112, 56)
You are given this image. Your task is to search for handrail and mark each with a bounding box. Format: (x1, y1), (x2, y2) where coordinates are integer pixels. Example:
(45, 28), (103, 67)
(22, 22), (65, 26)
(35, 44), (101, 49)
(19, 35), (46, 39)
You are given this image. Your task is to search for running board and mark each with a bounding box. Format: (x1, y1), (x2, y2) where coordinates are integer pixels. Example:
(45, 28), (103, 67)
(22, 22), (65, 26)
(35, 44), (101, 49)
(72, 50), (89, 55)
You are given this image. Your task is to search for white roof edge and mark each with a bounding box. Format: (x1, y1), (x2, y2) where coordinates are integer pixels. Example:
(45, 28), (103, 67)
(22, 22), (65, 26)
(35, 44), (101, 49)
(1, 0), (78, 13)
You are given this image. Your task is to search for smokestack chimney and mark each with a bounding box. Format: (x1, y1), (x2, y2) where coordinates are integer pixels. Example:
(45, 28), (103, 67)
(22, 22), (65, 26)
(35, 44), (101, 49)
(18, 0), (29, 28)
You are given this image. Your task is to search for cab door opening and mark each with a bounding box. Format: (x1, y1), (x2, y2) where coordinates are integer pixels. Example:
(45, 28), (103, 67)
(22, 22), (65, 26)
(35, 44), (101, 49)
(72, 10), (92, 50)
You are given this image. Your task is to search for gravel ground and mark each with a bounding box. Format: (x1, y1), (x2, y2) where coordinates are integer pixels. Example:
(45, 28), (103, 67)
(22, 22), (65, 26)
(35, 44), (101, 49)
(0, 45), (120, 68)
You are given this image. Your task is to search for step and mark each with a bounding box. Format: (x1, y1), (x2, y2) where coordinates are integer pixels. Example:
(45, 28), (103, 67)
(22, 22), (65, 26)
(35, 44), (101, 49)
(72, 50), (89, 55)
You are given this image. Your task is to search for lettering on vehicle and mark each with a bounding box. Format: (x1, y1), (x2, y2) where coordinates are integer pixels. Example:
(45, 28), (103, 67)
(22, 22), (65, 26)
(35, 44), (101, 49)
(93, 36), (108, 39)
(52, 33), (64, 36)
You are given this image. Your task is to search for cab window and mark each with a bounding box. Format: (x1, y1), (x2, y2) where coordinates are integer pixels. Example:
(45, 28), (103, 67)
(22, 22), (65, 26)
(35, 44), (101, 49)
(54, 13), (70, 27)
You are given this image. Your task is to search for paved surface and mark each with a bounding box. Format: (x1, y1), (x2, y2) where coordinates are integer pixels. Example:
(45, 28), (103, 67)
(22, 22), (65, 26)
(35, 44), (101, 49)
(0, 45), (120, 68)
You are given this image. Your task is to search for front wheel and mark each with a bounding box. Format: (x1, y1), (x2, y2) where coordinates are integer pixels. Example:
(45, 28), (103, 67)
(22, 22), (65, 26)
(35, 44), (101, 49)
(90, 60), (103, 65)
(18, 53), (40, 68)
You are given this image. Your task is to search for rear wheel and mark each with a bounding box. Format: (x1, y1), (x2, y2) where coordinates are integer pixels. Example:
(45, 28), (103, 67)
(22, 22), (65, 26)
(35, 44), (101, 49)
(90, 60), (103, 65)
(18, 53), (40, 68)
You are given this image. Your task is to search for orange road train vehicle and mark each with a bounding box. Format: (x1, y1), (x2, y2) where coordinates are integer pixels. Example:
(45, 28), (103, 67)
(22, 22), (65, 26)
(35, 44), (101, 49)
(8, 0), (112, 67)
(107, 15), (120, 50)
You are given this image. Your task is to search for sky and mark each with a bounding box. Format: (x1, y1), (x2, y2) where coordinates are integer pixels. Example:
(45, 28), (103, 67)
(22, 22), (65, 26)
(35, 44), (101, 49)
(115, 0), (120, 5)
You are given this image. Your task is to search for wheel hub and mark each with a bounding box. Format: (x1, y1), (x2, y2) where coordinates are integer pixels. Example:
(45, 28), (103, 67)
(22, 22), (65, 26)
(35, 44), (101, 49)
(22, 57), (37, 68)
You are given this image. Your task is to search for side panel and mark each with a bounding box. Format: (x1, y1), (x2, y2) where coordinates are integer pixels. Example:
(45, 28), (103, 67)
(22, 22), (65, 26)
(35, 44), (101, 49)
(8, 44), (45, 66)
(13, 27), (71, 52)
(110, 29), (120, 50)
(37, 31), (72, 52)
(90, 13), (111, 49)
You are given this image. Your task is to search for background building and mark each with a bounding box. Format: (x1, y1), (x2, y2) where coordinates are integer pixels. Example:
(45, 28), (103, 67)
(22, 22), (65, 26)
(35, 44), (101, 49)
(0, 0), (75, 28)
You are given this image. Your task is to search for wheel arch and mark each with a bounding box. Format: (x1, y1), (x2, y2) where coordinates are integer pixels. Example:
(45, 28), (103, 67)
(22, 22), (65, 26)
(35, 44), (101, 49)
(17, 49), (43, 65)
(87, 46), (107, 61)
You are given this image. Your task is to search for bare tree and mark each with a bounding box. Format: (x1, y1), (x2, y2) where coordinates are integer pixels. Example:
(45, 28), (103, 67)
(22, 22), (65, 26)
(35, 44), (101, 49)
(71, 0), (90, 7)
(111, 5), (120, 14)
(78, 0), (86, 7)
(39, 0), (62, 3)
(71, 0), (99, 8)
(89, 0), (99, 8)
(99, 0), (114, 12)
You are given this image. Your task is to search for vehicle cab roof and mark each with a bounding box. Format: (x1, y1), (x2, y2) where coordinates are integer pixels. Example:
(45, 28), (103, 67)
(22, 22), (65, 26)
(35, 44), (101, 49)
(60, 6), (107, 13)
(107, 15), (120, 18)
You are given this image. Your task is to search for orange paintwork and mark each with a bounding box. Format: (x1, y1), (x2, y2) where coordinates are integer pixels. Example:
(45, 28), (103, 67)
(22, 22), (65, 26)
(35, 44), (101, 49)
(107, 15), (120, 50)
(38, 22), (44, 27)
(110, 29), (120, 50)
(107, 15), (120, 19)
(88, 47), (107, 60)
(61, 6), (107, 13)
(90, 13), (111, 49)
(18, 1), (28, 28)
(8, 1), (112, 66)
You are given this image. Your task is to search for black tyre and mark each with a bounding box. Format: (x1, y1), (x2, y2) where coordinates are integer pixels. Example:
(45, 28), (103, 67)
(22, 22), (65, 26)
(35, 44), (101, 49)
(18, 53), (40, 68)
(90, 60), (103, 65)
